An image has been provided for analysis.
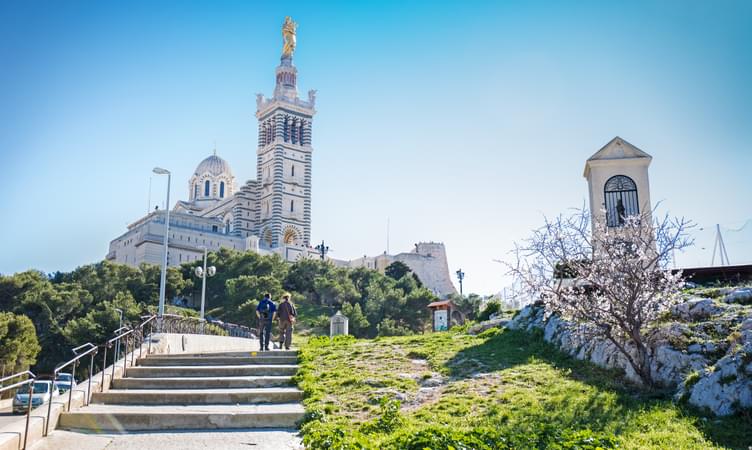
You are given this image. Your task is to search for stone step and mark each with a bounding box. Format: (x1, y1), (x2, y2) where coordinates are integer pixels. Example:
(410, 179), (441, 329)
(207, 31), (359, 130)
(137, 355), (298, 366)
(59, 403), (305, 431)
(126, 364), (299, 378)
(91, 387), (303, 405)
(113, 375), (294, 390)
(158, 350), (297, 358)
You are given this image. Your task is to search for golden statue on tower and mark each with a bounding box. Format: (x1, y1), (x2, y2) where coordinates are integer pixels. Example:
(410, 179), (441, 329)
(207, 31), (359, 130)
(281, 16), (297, 58)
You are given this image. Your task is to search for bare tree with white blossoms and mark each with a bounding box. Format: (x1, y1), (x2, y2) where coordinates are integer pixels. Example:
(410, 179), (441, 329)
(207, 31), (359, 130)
(507, 207), (693, 386)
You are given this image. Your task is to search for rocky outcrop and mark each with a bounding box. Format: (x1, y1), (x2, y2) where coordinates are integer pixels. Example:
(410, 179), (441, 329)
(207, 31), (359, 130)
(505, 287), (752, 416)
(724, 287), (752, 305)
(468, 318), (508, 335)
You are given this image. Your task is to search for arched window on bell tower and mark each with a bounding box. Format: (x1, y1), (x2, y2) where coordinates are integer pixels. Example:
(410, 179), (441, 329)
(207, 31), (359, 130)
(204, 180), (210, 197)
(604, 175), (639, 227)
(220, 181), (225, 198)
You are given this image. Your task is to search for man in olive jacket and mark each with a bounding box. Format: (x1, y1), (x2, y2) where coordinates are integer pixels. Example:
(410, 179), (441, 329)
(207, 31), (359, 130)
(276, 293), (297, 350)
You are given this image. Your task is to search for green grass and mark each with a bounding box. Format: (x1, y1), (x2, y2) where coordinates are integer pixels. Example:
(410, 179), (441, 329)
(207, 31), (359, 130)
(295, 328), (751, 449)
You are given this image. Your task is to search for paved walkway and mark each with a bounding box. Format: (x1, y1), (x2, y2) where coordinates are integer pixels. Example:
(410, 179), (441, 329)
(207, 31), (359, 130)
(0, 405), (20, 429)
(31, 429), (302, 450)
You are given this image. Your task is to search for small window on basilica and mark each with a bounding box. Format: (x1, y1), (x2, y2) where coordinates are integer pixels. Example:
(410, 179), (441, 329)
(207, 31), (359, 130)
(291, 165), (295, 177)
(290, 200), (294, 212)
(220, 181), (225, 198)
(204, 180), (210, 196)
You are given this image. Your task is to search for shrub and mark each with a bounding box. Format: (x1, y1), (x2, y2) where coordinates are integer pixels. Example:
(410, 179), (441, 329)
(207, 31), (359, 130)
(360, 397), (403, 434)
(376, 318), (413, 337)
(684, 370), (701, 389)
(477, 301), (502, 322)
(478, 327), (502, 338)
(385, 426), (508, 450)
(301, 421), (371, 449)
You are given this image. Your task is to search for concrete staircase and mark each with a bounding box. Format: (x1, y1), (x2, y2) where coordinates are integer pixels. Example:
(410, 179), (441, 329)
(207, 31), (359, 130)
(59, 350), (305, 432)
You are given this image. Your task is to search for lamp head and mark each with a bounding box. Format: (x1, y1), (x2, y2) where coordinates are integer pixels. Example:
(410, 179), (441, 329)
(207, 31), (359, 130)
(153, 167), (170, 175)
(207, 266), (216, 277)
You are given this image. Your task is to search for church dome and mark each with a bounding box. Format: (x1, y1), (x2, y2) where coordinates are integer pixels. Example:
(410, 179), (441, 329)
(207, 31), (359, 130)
(188, 151), (236, 204)
(194, 153), (233, 177)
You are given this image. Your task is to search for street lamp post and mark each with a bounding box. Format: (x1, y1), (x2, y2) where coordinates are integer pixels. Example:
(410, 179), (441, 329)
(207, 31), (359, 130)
(456, 269), (465, 296)
(315, 240), (329, 261)
(194, 247), (217, 331)
(114, 308), (123, 360)
(153, 167), (171, 330)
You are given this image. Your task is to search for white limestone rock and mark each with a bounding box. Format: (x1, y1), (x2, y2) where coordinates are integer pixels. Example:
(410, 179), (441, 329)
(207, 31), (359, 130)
(670, 297), (723, 321)
(687, 343), (703, 353)
(507, 304), (544, 331)
(468, 318), (508, 335)
(649, 322), (694, 349)
(683, 330), (752, 416)
(650, 345), (706, 386)
(421, 375), (445, 387)
(724, 287), (752, 304)
(503, 296), (752, 416)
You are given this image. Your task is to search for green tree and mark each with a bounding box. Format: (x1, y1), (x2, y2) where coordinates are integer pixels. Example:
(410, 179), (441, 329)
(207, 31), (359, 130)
(402, 288), (435, 332)
(62, 291), (141, 349)
(448, 293), (484, 320)
(285, 259), (333, 301)
(226, 275), (283, 310)
(340, 302), (370, 337)
(385, 261), (411, 280)
(376, 318), (412, 337)
(0, 312), (40, 372)
(0, 270), (49, 311)
(313, 269), (359, 306)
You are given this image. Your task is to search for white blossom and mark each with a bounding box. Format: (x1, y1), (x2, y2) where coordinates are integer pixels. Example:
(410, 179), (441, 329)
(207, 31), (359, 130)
(506, 207), (693, 385)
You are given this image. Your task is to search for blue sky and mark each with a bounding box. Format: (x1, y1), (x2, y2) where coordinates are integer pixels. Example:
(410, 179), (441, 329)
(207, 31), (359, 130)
(1, 1), (750, 294)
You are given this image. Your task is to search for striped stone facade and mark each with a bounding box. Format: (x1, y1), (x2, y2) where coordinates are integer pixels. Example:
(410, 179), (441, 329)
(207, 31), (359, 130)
(254, 54), (315, 249)
(110, 31), (320, 267)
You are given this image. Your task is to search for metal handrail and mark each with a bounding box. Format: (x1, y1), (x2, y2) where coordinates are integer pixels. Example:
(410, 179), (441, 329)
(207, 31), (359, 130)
(0, 371), (37, 450)
(137, 315), (158, 358)
(104, 327), (135, 387)
(159, 313), (256, 338)
(21, 311), (256, 443)
(71, 343), (96, 355)
(45, 344), (98, 435)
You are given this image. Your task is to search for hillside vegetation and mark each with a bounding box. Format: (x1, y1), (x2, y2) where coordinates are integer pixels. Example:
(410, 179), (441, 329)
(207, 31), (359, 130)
(0, 249), (436, 372)
(295, 328), (751, 449)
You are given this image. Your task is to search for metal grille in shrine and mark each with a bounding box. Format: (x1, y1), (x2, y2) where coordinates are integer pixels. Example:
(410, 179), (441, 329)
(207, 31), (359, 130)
(604, 175), (639, 227)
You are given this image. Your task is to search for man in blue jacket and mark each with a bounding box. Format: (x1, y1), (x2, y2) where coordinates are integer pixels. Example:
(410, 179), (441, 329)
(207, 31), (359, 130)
(256, 293), (277, 351)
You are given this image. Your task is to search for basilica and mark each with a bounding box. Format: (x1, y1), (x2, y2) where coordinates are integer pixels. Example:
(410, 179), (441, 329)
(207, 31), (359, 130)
(107, 18), (461, 298)
(107, 17), (318, 267)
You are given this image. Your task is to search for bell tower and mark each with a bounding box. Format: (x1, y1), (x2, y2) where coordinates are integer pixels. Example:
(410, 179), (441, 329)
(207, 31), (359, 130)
(584, 136), (652, 228)
(254, 17), (316, 248)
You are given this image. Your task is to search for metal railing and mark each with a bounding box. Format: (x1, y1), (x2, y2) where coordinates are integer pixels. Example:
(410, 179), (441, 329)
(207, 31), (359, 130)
(0, 371), (37, 450)
(103, 327), (136, 388)
(45, 343), (98, 436)
(137, 315), (158, 358)
(160, 314), (256, 338)
(9, 310), (256, 445)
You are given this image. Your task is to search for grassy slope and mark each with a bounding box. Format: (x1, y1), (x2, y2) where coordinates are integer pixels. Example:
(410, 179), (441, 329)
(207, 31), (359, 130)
(295, 328), (751, 449)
